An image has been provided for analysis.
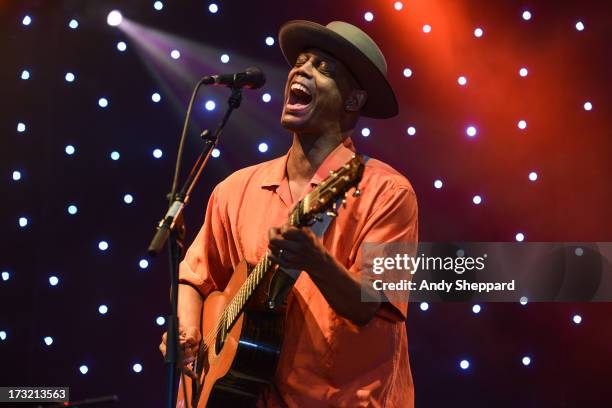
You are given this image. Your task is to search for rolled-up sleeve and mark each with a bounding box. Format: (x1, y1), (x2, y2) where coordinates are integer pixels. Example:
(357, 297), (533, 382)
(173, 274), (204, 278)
(349, 184), (418, 322)
(178, 184), (234, 298)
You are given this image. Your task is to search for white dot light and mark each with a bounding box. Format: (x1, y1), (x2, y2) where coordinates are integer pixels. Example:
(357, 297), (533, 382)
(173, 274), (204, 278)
(220, 54), (230, 64)
(110, 151), (120, 161)
(156, 316), (166, 326)
(515, 232), (525, 242)
(49, 276), (59, 286)
(575, 247), (584, 256)
(406, 126), (416, 136)
(420, 302), (429, 311)
(98, 304), (108, 315)
(522, 356), (531, 366)
(519, 67), (528, 77)
(529, 171), (538, 181)
(44, 336), (54, 346)
(364, 12), (374, 22)
(361, 127), (371, 137)
(472, 195), (482, 205)
(208, 3), (219, 13)
(258, 142), (269, 153)
(107, 10), (123, 27)
(21, 70), (30, 80)
(154, 1), (163, 11)
(575, 21), (585, 31)
(65, 72), (75, 82)
(98, 241), (109, 251)
(423, 24), (432, 33)
(466, 126), (477, 137)
(434, 179), (443, 189)
(212, 148), (220, 158)
(152, 92), (161, 103)
(117, 41), (127, 52)
(457, 76), (467, 86)
(19, 217), (28, 227)
(123, 194), (134, 204)
(98, 98), (109, 108)
(518, 120), (527, 129)
(12, 171), (22, 181)
(265, 36), (275, 46)
(67, 205), (78, 215)
(472, 304), (481, 314)
(139, 259), (149, 269)
(22, 15), (32, 26)
(133, 363), (143, 373)
(79, 365), (88, 374)
(474, 28), (484, 38)
(65, 145), (76, 155)
(394, 2), (404, 11)
(403, 68), (413, 78)
(205, 100), (216, 111)
(522, 11), (532, 21)
(520, 296), (528, 305)
(0, 331), (6, 340)
(17, 122), (26, 133)
(69, 19), (79, 29)
(2, 271), (10, 281)
(572, 314), (582, 324)
(262, 93), (271, 103)
(583, 102), (592, 111)
(170, 49), (181, 59)
(459, 359), (470, 370)
(153, 149), (163, 159)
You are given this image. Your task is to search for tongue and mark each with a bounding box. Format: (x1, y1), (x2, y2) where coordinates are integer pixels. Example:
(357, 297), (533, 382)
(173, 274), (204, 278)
(289, 89), (312, 107)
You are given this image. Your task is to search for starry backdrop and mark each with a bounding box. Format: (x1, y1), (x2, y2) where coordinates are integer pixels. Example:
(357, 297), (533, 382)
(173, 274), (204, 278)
(1, 0), (611, 407)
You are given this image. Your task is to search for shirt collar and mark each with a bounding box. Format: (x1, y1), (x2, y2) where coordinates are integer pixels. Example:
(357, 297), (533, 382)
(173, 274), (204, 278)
(260, 137), (357, 189)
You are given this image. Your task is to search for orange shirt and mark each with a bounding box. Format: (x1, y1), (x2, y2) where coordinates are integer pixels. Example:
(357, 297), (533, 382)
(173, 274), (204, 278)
(179, 137), (418, 407)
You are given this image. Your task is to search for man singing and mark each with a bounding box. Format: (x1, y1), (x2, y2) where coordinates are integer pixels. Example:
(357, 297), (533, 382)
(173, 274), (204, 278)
(160, 20), (418, 407)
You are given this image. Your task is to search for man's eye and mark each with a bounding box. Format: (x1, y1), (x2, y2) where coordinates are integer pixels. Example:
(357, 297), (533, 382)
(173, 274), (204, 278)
(295, 56), (308, 66)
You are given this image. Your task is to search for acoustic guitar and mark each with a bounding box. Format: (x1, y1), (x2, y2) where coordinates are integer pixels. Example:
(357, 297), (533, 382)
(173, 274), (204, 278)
(176, 155), (365, 408)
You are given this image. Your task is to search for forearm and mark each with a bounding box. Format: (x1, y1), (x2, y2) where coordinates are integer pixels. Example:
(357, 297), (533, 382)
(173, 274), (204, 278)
(177, 283), (204, 328)
(307, 252), (380, 326)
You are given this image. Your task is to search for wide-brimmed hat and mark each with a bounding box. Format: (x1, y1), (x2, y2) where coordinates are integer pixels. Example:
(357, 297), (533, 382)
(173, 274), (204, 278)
(278, 20), (398, 119)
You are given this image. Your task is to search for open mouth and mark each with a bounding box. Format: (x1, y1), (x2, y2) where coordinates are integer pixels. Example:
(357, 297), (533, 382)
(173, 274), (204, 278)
(286, 82), (313, 111)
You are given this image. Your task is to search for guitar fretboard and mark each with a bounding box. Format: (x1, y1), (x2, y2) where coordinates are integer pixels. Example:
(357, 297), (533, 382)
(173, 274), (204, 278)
(220, 202), (304, 332)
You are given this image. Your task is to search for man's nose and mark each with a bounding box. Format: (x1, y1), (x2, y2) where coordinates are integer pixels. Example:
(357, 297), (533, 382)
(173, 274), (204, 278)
(295, 61), (314, 79)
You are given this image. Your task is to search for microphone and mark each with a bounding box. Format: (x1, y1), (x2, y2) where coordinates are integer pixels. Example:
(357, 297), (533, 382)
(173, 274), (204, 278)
(203, 66), (266, 89)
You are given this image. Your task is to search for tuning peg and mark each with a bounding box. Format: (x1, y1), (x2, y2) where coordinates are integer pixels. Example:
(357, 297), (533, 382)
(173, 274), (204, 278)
(329, 170), (336, 176)
(326, 210), (338, 217)
(342, 198), (347, 208)
(352, 189), (361, 197)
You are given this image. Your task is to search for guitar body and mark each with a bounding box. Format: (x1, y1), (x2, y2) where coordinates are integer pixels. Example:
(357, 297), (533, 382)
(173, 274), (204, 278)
(177, 259), (286, 408)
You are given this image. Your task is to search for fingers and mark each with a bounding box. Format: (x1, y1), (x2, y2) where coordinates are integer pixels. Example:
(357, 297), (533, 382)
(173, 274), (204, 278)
(160, 329), (201, 367)
(182, 366), (199, 381)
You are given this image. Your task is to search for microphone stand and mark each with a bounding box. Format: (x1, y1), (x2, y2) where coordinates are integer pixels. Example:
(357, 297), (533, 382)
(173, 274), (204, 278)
(147, 85), (243, 408)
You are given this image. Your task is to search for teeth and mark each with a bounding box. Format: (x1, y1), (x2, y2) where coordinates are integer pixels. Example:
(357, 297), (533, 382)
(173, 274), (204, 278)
(290, 82), (311, 96)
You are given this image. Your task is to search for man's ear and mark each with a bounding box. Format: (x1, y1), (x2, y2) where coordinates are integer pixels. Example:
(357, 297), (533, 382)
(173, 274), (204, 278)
(345, 90), (368, 112)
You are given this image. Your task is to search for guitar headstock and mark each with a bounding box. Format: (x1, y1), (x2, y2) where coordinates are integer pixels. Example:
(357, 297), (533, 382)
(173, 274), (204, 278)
(295, 155), (365, 224)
